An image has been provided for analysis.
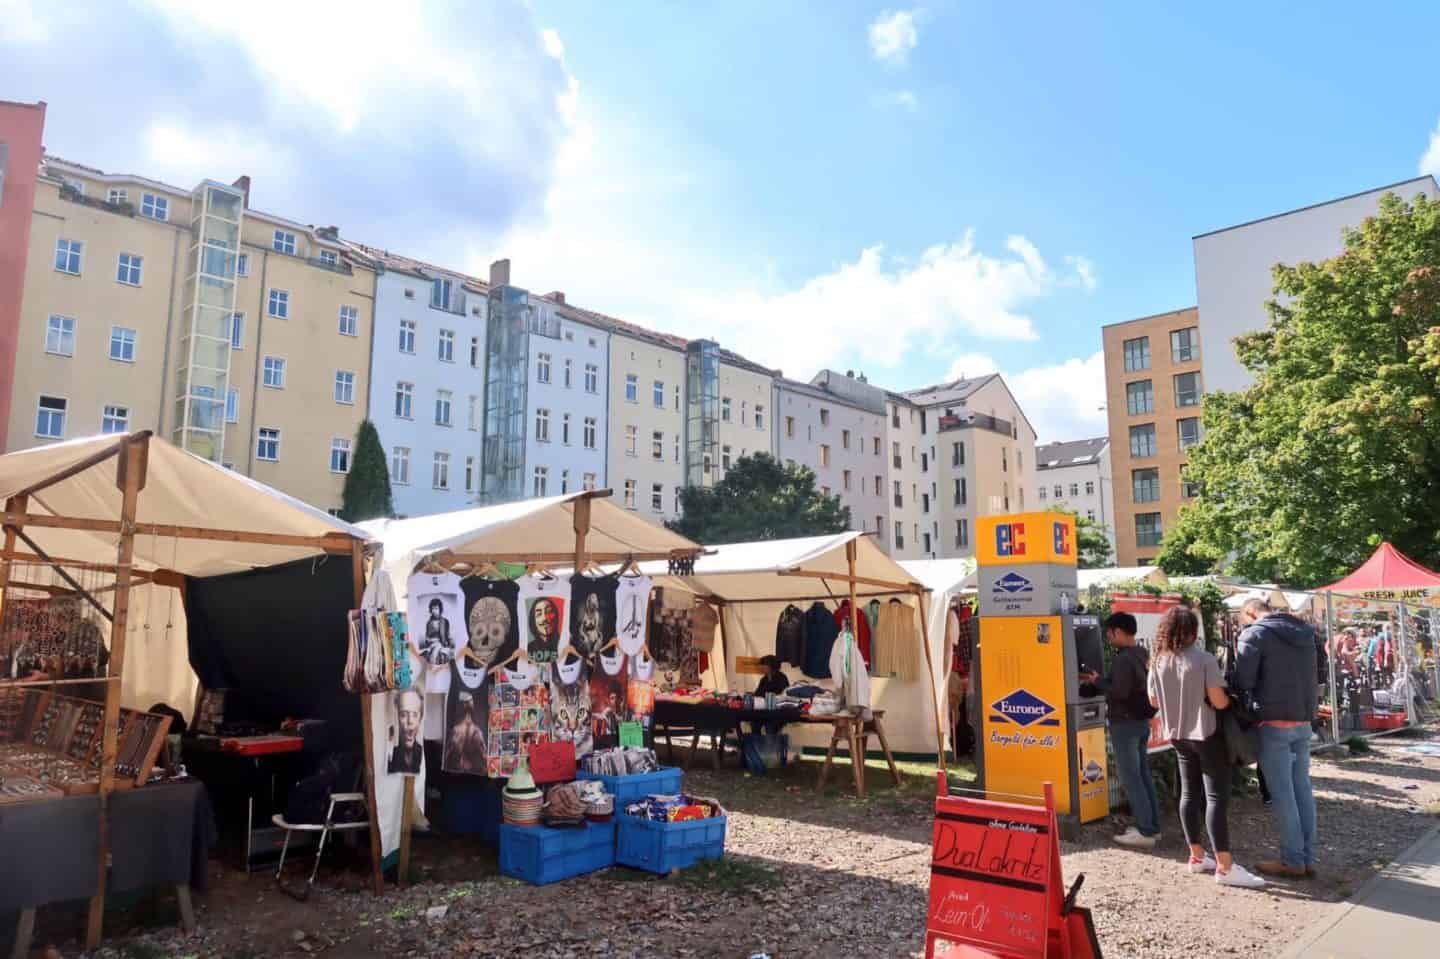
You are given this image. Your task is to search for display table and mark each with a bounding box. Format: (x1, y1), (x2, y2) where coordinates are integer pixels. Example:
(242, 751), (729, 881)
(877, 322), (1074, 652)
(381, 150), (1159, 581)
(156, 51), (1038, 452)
(0, 779), (215, 955)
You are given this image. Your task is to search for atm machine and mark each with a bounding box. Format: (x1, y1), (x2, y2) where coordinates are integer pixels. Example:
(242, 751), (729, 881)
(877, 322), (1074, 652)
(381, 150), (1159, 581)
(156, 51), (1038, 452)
(972, 513), (1110, 833)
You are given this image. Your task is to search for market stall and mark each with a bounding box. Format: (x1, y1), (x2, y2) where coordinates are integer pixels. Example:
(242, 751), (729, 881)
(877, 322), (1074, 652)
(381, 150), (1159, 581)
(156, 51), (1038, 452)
(0, 431), (372, 950)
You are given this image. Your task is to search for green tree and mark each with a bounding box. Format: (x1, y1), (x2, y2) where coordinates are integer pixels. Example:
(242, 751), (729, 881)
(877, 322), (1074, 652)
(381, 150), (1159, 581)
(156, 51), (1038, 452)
(1154, 511), (1221, 576)
(340, 420), (394, 523)
(667, 452), (851, 544)
(1177, 191), (1440, 586)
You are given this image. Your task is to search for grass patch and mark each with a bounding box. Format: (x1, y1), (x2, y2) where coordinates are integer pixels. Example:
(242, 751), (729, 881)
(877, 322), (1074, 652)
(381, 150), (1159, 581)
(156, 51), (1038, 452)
(1345, 735), (1375, 755)
(675, 857), (781, 893)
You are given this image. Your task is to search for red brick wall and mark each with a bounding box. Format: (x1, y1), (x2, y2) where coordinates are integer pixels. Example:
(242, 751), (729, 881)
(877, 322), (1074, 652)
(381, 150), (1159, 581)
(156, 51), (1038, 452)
(0, 100), (46, 452)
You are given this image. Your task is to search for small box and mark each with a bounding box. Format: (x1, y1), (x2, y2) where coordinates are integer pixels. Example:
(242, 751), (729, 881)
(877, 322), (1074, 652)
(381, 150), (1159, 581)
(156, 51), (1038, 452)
(615, 812), (726, 875)
(1361, 710), (1407, 731)
(575, 766), (683, 807)
(499, 820), (616, 885)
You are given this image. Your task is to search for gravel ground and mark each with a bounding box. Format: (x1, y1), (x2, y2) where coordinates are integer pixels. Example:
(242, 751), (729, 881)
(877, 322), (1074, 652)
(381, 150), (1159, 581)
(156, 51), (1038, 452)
(30, 726), (1438, 959)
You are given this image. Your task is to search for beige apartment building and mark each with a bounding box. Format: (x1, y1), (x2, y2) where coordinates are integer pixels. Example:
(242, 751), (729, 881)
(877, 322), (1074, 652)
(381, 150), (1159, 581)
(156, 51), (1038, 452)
(1102, 306), (1203, 565)
(715, 351), (778, 476)
(605, 322), (688, 521)
(10, 156), (376, 512)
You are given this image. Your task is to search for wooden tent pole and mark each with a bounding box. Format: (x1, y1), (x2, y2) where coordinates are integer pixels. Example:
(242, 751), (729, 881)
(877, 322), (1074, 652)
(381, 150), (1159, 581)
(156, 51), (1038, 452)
(353, 541), (385, 896)
(0, 495), (28, 614)
(572, 496), (591, 570)
(844, 540), (864, 793)
(86, 433), (148, 949)
(917, 591), (947, 776)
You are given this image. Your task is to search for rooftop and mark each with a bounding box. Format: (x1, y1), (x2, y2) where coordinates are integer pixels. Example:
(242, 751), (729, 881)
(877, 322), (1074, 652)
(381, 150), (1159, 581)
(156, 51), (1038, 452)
(1036, 436), (1108, 470)
(1192, 174), (1440, 241)
(901, 374), (997, 407)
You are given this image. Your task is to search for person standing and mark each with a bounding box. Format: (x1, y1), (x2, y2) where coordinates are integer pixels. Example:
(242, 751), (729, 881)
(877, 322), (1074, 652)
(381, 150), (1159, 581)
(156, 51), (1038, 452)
(1081, 612), (1160, 848)
(1234, 598), (1323, 879)
(1148, 606), (1266, 888)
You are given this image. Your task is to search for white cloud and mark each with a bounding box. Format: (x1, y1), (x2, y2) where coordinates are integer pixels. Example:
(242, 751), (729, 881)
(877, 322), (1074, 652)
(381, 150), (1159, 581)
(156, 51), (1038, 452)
(1421, 118), (1440, 177)
(874, 89), (919, 112)
(1066, 255), (1098, 292)
(1008, 351), (1108, 443)
(944, 353), (1001, 381)
(868, 8), (920, 66)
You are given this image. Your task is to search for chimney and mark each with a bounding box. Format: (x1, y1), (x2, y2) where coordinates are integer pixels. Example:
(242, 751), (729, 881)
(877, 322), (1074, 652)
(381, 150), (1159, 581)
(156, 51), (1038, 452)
(489, 258), (511, 287)
(547, 291), (565, 304)
(846, 369), (854, 378)
(231, 175), (251, 208)
(316, 225), (339, 240)
(859, 372), (868, 383)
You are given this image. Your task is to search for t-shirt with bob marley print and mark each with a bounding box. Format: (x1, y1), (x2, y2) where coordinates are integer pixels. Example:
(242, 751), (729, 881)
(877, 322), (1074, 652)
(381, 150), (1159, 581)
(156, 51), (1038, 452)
(517, 575), (570, 666)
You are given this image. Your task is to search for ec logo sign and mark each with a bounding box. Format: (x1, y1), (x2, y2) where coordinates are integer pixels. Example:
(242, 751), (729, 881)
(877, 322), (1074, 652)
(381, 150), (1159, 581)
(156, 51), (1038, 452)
(994, 522), (1027, 557)
(1052, 521), (1073, 557)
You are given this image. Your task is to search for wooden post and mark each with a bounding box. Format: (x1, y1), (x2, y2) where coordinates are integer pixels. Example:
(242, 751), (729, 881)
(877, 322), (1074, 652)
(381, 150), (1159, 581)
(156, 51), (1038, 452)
(572, 496), (591, 571)
(844, 540), (864, 793)
(86, 434), (148, 949)
(916, 590), (948, 776)
(398, 776), (415, 887)
(714, 603), (730, 690)
(0, 494), (27, 617)
(353, 541), (385, 896)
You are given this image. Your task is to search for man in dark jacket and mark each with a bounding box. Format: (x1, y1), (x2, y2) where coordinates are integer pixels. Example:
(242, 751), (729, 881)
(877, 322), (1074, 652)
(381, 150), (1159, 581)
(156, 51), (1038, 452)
(1233, 598), (1324, 879)
(1081, 612), (1160, 848)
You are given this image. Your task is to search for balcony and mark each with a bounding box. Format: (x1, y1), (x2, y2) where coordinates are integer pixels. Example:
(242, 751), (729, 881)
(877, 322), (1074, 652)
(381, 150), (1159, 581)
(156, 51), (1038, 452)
(938, 412), (1014, 437)
(58, 185), (136, 218)
(307, 255), (353, 276)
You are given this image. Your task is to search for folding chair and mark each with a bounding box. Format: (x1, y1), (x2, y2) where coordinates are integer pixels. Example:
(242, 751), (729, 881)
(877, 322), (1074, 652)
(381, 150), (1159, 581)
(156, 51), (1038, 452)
(272, 789), (369, 890)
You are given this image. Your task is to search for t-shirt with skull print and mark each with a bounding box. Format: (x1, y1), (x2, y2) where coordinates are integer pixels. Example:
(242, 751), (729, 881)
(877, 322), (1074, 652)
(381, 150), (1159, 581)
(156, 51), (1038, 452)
(460, 576), (521, 670)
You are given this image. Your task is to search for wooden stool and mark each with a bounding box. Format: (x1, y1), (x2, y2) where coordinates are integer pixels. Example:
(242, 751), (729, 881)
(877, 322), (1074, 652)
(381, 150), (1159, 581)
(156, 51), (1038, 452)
(815, 711), (900, 797)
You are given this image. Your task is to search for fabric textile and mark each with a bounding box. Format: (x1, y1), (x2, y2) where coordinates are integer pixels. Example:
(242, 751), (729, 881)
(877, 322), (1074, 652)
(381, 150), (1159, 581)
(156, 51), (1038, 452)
(1110, 718), (1160, 837)
(1233, 612), (1324, 723)
(516, 575), (571, 667)
(833, 600), (871, 667)
(873, 599), (919, 680)
(614, 574), (652, 656)
(1173, 733), (1232, 854)
(589, 647), (628, 750)
(408, 570), (465, 696)
(774, 604), (805, 667)
(1091, 645), (1155, 722)
(865, 599), (881, 637)
(830, 628), (871, 710)
(549, 655), (594, 759)
(486, 662), (551, 777)
(1148, 646), (1224, 742)
(690, 602), (719, 653)
(442, 659), (489, 775)
(459, 577), (521, 671)
(802, 602), (840, 679)
(1258, 723), (1317, 868)
(568, 574), (617, 661)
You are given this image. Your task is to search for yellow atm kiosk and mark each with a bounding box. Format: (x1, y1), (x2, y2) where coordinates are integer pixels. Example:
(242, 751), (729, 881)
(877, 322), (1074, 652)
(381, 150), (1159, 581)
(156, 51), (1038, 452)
(974, 512), (1109, 832)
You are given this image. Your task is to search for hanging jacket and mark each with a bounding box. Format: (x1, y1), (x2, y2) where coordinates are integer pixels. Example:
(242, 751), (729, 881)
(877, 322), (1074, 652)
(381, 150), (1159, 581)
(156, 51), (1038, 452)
(833, 600), (871, 668)
(775, 604), (806, 667)
(874, 599), (919, 680)
(865, 600), (882, 637)
(802, 602), (840, 679)
(1233, 612), (1324, 723)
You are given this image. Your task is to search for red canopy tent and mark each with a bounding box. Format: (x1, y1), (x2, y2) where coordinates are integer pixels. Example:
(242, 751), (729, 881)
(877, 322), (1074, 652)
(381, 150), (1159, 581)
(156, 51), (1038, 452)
(1320, 542), (1440, 597)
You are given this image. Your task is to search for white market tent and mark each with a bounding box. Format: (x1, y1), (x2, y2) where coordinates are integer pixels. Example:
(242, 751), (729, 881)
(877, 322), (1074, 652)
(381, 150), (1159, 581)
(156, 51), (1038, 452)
(1078, 565), (1168, 591)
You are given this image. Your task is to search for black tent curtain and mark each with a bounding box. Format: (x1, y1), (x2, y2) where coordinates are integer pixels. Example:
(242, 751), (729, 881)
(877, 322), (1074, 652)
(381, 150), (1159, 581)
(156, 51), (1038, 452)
(183, 555), (358, 747)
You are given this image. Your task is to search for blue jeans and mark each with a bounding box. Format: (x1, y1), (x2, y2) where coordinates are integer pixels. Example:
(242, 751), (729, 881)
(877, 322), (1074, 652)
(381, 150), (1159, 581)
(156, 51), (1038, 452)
(1110, 719), (1160, 837)
(1259, 724), (1317, 868)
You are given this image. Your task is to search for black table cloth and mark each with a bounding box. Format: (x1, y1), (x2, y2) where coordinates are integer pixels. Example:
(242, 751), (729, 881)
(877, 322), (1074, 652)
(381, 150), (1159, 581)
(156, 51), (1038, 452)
(653, 699), (805, 732)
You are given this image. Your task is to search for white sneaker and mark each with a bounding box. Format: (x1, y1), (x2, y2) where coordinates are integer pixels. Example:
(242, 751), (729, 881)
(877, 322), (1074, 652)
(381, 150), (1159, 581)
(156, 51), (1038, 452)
(1187, 854), (1217, 874)
(1215, 863), (1267, 889)
(1114, 827), (1158, 849)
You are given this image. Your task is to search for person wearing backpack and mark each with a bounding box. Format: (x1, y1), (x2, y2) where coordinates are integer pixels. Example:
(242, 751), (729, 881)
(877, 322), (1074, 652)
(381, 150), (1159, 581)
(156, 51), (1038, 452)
(1080, 612), (1161, 849)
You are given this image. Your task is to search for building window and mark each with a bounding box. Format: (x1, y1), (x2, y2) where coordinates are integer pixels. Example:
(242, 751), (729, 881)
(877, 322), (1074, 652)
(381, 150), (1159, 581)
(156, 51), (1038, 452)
(841, 429), (850, 450)
(721, 397), (732, 422)
(438, 329), (455, 362)
(434, 452), (451, 490)
(106, 187), (127, 205)
(140, 192), (168, 220)
(101, 404), (128, 434)
(267, 288), (289, 319)
(532, 466), (548, 497)
(843, 469), (852, 491)
(1136, 512), (1163, 547)
(256, 427), (280, 461)
(955, 477), (967, 505)
(468, 395), (479, 431)
(41, 315), (76, 357)
(330, 438), (351, 474)
(755, 404), (765, 430)
(338, 305), (359, 336)
(625, 425), (637, 455)
(116, 253), (142, 286)
(471, 336), (481, 368)
(894, 522), (904, 549)
(466, 457), (477, 493)
(236, 252), (249, 276)
(391, 447), (411, 485)
(334, 370), (356, 405)
(1181, 470), (1202, 499)
(819, 444), (832, 468)
(893, 480), (903, 508)
(625, 374), (638, 402)
(1053, 484), (1062, 498)
(740, 401), (748, 425)
(583, 472), (597, 491)
(399, 319), (416, 354)
(535, 407), (550, 441)
(653, 380), (664, 408)
(785, 416), (795, 439)
(921, 451), (929, 472)
(1132, 468), (1160, 503)
(34, 396), (66, 438)
(873, 436), (881, 456)
(319, 249), (339, 267)
(1085, 481), (1095, 495)
(563, 358), (572, 388)
(1126, 380), (1153, 416)
(1174, 372), (1202, 408)
(952, 441), (965, 467)
(1038, 485), (1047, 501)
(652, 430), (664, 460)
(537, 352), (552, 383)
(225, 388), (239, 423)
(1178, 417), (1203, 450)
(561, 413), (572, 444)
(1171, 327), (1200, 364)
(721, 445), (733, 471)
(874, 475), (882, 496)
(1069, 483), (1079, 497)
(226, 312), (244, 349)
(54, 238), (83, 275)
(1086, 509), (1095, 521)
(623, 480), (636, 510)
(435, 389), (453, 426)
(583, 417), (597, 450)
(272, 230), (297, 255)
(651, 483), (663, 513)
(922, 492), (931, 513)
(395, 381), (414, 419)
(819, 409), (830, 427)
(1129, 423), (1156, 458)
(1123, 336), (1150, 372)
(431, 277), (454, 311)
(262, 356), (286, 389)
(583, 363), (599, 394)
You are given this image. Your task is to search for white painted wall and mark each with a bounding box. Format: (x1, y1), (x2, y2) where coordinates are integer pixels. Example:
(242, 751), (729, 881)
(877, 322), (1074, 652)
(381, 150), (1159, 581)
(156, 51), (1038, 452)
(776, 383), (888, 536)
(608, 332), (686, 521)
(522, 306), (609, 501)
(1194, 176), (1439, 393)
(1036, 454), (1115, 555)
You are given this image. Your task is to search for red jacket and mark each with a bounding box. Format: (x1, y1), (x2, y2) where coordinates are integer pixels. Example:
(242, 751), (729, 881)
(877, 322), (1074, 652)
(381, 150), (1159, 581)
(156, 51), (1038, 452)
(833, 600), (871, 668)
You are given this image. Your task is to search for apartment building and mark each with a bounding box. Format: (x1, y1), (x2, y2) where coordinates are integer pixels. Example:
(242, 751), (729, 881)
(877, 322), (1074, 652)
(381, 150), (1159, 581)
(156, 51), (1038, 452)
(1102, 307), (1202, 566)
(776, 372), (887, 536)
(1194, 175), (1440, 393)
(714, 348), (778, 482)
(8, 146), (375, 512)
(605, 321), (687, 521)
(1035, 437), (1115, 556)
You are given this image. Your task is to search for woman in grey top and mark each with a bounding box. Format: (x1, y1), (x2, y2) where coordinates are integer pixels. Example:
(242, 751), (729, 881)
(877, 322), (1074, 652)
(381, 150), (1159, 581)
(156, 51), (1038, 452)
(1147, 606), (1266, 889)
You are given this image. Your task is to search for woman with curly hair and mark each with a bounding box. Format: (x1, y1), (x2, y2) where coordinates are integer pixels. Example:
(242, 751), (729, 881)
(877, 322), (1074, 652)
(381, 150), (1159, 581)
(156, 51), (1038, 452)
(1147, 605), (1265, 889)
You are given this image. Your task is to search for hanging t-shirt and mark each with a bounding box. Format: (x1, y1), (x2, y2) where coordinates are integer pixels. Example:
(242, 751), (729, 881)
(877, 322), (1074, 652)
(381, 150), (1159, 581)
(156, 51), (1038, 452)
(802, 602), (840, 679)
(689, 602), (719, 653)
(486, 660), (551, 778)
(627, 649), (657, 735)
(407, 571), (465, 695)
(775, 604), (805, 667)
(442, 659), (489, 775)
(569, 574), (618, 661)
(517, 575), (571, 666)
(589, 647), (628, 750)
(614, 575), (652, 656)
(461, 577), (520, 671)
(549, 652), (594, 758)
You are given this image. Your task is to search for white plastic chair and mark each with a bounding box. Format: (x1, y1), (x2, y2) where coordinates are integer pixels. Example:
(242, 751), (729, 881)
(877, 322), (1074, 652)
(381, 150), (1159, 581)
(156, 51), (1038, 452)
(272, 791), (369, 888)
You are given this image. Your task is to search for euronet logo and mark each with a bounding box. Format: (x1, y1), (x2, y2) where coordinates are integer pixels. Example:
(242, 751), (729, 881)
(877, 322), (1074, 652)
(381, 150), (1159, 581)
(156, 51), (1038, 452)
(993, 571), (1033, 595)
(989, 689), (1060, 727)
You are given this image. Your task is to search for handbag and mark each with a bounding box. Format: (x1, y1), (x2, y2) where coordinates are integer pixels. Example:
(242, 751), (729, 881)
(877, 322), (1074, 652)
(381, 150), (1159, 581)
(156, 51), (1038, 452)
(741, 733), (789, 775)
(1217, 705), (1259, 766)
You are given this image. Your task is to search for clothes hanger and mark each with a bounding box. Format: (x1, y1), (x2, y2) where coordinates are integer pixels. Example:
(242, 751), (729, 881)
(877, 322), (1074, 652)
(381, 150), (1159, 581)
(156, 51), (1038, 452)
(616, 556), (642, 577)
(524, 563), (556, 581)
(463, 559), (504, 581)
(494, 644), (531, 672)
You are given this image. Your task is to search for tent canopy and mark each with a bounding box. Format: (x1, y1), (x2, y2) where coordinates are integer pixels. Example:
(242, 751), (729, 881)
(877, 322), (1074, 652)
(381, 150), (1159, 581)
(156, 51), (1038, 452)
(1079, 565), (1167, 590)
(1320, 542), (1440, 593)
(0, 432), (368, 576)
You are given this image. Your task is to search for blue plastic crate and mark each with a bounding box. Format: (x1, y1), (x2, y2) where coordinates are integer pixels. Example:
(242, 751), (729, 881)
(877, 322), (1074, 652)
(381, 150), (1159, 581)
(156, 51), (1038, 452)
(499, 821), (616, 886)
(575, 766), (683, 806)
(441, 779), (502, 842)
(615, 812), (726, 875)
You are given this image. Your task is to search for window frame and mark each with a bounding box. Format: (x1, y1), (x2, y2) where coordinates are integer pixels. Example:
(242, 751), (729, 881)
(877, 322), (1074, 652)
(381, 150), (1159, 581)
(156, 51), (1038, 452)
(101, 403), (129, 434)
(330, 438), (352, 474)
(1129, 423), (1157, 458)
(35, 395), (67, 439)
(116, 252), (143, 286)
(334, 370), (356, 405)
(108, 325), (137, 363)
(140, 192), (169, 221)
(45, 314), (76, 357)
(256, 426), (281, 462)
(54, 238), (83, 275)
(1125, 379), (1154, 416)
(398, 319), (416, 354)
(391, 446), (411, 485)
(262, 356), (286, 389)
(394, 381), (414, 419)
(1170, 327), (1200, 364)
(1122, 335), (1150, 372)
(273, 230), (298, 255)
(267, 288), (290, 319)
(1174, 371), (1202, 408)
(338, 305), (359, 337)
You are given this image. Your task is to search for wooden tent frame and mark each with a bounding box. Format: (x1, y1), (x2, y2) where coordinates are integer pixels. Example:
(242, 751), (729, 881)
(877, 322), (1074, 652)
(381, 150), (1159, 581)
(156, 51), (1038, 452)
(0, 432), (377, 948)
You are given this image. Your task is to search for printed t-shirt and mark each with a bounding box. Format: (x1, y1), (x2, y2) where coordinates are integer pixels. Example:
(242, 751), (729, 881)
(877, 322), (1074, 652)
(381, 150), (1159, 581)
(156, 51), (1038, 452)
(549, 652), (594, 758)
(407, 571), (465, 695)
(590, 648), (628, 750)
(460, 577), (520, 670)
(517, 575), (571, 666)
(569, 574), (618, 660)
(442, 659), (489, 775)
(614, 575), (652, 656)
(486, 660), (551, 778)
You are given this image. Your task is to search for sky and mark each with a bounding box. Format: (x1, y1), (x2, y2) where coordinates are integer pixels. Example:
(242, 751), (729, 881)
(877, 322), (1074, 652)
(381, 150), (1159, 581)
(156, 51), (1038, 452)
(4, 0), (1440, 443)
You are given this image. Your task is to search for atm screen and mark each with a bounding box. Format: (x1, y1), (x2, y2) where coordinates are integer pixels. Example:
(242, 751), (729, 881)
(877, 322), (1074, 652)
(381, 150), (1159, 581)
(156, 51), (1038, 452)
(1072, 618), (1105, 678)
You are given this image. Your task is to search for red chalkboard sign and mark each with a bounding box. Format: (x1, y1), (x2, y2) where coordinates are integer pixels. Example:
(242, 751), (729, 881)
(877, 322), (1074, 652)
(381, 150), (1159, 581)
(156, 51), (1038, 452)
(925, 791), (1055, 958)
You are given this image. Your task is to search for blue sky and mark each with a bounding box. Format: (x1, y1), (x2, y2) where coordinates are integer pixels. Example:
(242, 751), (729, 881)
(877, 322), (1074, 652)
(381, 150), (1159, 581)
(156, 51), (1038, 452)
(5, 1), (1439, 442)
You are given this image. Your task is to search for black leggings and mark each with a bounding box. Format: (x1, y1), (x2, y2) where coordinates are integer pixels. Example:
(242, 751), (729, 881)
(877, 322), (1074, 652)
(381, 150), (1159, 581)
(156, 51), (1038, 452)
(1173, 734), (1231, 854)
